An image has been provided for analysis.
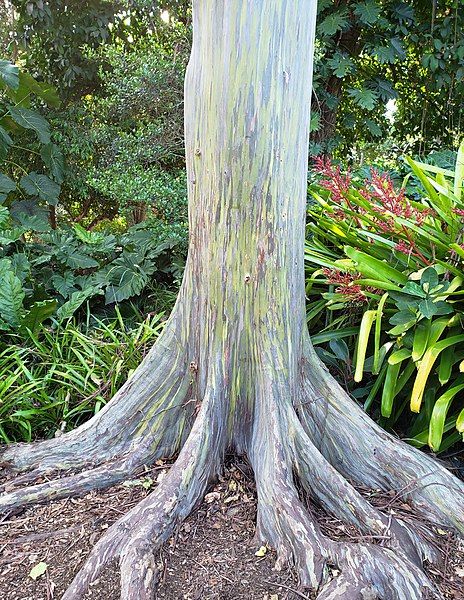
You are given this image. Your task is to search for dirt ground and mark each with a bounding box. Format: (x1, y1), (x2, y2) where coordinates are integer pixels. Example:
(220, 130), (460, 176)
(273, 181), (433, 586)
(1, 458), (463, 600)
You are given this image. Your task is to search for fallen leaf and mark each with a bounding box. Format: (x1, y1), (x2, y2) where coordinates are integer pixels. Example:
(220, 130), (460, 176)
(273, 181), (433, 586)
(204, 492), (220, 503)
(29, 562), (48, 580)
(255, 545), (267, 557)
(224, 494), (239, 504)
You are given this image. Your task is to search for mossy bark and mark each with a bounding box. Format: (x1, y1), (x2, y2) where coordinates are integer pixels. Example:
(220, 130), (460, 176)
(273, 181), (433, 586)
(1, 2), (464, 599)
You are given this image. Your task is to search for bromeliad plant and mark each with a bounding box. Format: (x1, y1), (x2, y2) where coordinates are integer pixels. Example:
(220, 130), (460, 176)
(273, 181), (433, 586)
(305, 142), (464, 452)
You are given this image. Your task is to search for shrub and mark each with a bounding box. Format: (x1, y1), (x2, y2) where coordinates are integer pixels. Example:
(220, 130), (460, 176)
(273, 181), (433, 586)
(305, 142), (464, 452)
(0, 213), (186, 334)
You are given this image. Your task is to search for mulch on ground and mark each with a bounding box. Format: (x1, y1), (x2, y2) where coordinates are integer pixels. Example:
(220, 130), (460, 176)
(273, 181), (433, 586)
(0, 459), (463, 600)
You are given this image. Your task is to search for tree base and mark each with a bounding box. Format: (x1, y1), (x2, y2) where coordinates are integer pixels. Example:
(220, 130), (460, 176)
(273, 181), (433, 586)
(1, 341), (463, 599)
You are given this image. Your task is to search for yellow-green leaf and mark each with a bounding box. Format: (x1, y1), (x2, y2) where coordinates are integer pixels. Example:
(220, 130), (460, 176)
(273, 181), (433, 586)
(456, 408), (464, 433)
(454, 139), (464, 200)
(388, 348), (412, 365)
(29, 562), (48, 580)
(428, 379), (464, 451)
(381, 362), (402, 418)
(412, 319), (431, 362)
(410, 335), (464, 412)
(373, 293), (389, 374)
(255, 545), (267, 557)
(354, 310), (376, 382)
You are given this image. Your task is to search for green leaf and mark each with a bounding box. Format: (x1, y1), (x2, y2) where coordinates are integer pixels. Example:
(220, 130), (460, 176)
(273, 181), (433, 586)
(374, 45), (397, 64)
(8, 106), (51, 143)
(104, 253), (156, 304)
(41, 144), (65, 184)
(366, 119), (382, 137)
(10, 253), (30, 281)
(309, 112), (321, 133)
(402, 282), (427, 298)
(329, 338), (350, 363)
(20, 172), (60, 205)
(0, 270), (24, 326)
(19, 300), (57, 335)
(0, 173), (16, 202)
(10, 200), (51, 231)
(318, 10), (349, 36)
(388, 348), (412, 365)
(344, 247), (408, 284)
(0, 228), (24, 245)
(56, 247), (99, 269)
(0, 60), (19, 90)
(389, 310), (416, 326)
(72, 223), (106, 245)
(390, 38), (405, 59)
(388, 320), (416, 335)
(327, 54), (355, 78)
(420, 267), (439, 291)
(428, 378), (464, 451)
(347, 88), (378, 110)
(412, 319), (431, 361)
(370, 79), (397, 101)
(438, 345), (454, 385)
(354, 1), (381, 25)
(0, 206), (9, 227)
(0, 125), (13, 160)
(310, 327), (359, 345)
(57, 288), (102, 321)
(17, 72), (60, 108)
(394, 2), (414, 23)
(381, 362), (402, 417)
(51, 272), (76, 299)
(418, 298), (438, 319)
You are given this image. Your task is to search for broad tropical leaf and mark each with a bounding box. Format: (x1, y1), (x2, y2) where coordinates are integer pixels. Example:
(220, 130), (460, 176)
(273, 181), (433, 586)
(41, 144), (65, 184)
(0, 173), (16, 202)
(0, 270), (24, 326)
(20, 172), (60, 205)
(0, 60), (19, 90)
(19, 300), (58, 335)
(8, 106), (51, 144)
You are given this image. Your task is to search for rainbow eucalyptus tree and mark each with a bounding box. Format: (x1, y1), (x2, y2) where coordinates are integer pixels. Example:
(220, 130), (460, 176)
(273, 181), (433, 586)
(1, 2), (463, 599)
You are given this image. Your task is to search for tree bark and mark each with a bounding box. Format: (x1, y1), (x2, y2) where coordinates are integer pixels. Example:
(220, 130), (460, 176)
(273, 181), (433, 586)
(1, 2), (464, 599)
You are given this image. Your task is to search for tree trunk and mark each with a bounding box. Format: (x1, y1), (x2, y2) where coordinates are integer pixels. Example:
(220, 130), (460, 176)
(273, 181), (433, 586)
(1, 2), (464, 599)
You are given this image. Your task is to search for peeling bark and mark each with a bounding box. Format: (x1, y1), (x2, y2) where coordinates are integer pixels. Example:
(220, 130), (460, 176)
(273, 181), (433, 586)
(1, 2), (463, 599)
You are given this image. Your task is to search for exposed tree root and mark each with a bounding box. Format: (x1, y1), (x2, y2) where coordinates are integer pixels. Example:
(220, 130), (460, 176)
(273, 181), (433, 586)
(249, 384), (438, 599)
(299, 341), (464, 534)
(293, 414), (437, 565)
(1, 450), (145, 512)
(60, 382), (224, 600)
